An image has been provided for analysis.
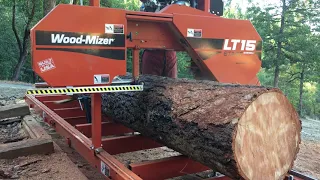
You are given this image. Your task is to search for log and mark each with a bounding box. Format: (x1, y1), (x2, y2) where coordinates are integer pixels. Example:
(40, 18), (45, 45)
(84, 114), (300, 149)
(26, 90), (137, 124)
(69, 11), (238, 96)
(101, 75), (301, 180)
(0, 138), (54, 159)
(0, 103), (30, 120)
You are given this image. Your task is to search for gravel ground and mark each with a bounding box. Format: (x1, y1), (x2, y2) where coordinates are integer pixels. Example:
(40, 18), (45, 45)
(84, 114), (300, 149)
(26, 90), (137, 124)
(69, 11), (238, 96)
(0, 81), (320, 179)
(0, 82), (31, 106)
(301, 118), (320, 143)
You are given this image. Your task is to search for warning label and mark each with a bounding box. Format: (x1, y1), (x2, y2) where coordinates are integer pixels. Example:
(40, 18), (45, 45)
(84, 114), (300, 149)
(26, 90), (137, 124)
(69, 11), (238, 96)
(100, 161), (110, 177)
(94, 74), (110, 84)
(105, 24), (124, 34)
(187, 28), (202, 38)
(38, 58), (56, 73)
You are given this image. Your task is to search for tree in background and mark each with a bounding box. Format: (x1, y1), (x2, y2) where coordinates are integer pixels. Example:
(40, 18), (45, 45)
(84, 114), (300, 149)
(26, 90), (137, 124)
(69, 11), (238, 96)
(11, 0), (36, 81)
(44, 0), (56, 15)
(0, 0), (319, 118)
(245, 0), (320, 117)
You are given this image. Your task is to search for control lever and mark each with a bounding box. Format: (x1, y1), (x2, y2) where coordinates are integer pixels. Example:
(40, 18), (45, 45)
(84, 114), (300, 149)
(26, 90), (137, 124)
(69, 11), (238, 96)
(77, 96), (92, 123)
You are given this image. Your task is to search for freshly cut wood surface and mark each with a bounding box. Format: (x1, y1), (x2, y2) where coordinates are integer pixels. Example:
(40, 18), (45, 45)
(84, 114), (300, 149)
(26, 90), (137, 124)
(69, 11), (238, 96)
(101, 75), (301, 180)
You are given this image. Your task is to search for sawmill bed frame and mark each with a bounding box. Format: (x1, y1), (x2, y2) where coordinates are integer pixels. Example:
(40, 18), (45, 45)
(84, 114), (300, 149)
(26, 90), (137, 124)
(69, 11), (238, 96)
(24, 92), (314, 180)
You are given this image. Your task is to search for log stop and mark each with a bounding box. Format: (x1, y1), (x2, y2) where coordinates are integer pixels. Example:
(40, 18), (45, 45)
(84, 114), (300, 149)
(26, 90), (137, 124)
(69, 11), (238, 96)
(100, 74), (301, 180)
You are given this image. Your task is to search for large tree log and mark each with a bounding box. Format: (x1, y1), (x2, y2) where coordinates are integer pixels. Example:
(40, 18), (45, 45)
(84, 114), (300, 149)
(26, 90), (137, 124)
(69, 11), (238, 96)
(101, 75), (301, 180)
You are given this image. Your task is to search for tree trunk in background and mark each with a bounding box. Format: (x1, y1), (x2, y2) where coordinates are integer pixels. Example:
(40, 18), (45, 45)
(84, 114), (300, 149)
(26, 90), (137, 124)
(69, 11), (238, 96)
(101, 75), (301, 180)
(11, 0), (36, 81)
(68, 0), (79, 5)
(298, 65), (305, 116)
(12, 52), (27, 81)
(44, 0), (56, 16)
(274, 0), (286, 87)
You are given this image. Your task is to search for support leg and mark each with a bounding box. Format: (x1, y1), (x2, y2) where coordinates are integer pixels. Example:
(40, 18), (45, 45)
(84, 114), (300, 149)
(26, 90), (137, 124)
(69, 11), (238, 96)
(91, 93), (102, 150)
(132, 48), (140, 83)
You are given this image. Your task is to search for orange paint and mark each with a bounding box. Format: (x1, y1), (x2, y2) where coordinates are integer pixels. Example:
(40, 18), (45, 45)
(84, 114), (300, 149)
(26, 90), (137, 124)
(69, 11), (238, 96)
(30, 2), (262, 87)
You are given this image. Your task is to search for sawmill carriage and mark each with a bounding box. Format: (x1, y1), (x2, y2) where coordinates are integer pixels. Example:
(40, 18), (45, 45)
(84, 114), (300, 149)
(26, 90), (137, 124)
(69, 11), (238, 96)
(24, 0), (311, 179)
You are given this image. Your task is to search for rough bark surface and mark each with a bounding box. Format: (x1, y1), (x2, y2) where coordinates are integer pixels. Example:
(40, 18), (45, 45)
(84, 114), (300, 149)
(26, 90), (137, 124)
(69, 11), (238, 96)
(101, 75), (301, 179)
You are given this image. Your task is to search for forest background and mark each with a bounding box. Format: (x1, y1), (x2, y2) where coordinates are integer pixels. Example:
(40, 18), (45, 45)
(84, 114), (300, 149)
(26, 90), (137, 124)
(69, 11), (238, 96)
(0, 0), (319, 118)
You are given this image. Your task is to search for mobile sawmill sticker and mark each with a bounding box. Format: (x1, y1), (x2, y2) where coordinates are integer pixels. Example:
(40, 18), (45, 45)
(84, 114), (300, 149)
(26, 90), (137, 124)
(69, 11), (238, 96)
(38, 57), (56, 73)
(187, 28), (202, 38)
(105, 24), (124, 34)
(94, 74), (110, 84)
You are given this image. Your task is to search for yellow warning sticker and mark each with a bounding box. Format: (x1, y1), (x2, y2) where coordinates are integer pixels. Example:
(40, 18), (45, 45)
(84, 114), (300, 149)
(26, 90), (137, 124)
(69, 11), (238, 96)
(26, 85), (143, 95)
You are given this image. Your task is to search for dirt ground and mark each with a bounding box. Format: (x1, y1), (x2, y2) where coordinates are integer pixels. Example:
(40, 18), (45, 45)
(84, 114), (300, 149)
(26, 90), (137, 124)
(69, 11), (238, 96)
(0, 82), (320, 180)
(291, 118), (320, 179)
(0, 83), (92, 180)
(293, 140), (320, 179)
(0, 142), (88, 180)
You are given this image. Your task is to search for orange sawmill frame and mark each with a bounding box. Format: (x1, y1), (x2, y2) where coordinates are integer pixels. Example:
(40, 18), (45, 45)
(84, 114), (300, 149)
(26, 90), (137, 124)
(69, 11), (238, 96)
(24, 0), (316, 179)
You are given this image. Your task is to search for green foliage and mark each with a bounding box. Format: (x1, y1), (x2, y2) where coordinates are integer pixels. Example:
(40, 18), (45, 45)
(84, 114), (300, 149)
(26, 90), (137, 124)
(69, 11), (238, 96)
(245, 0), (320, 117)
(0, 0), (319, 118)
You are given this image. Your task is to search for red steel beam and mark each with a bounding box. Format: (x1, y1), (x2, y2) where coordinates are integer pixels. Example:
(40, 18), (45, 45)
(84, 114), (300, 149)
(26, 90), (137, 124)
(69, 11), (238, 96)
(75, 122), (134, 138)
(130, 155), (210, 180)
(64, 116), (87, 126)
(132, 49), (140, 82)
(25, 94), (142, 180)
(36, 95), (71, 102)
(102, 135), (162, 155)
(91, 93), (102, 149)
(43, 100), (80, 109)
(64, 116), (110, 126)
(53, 107), (85, 118)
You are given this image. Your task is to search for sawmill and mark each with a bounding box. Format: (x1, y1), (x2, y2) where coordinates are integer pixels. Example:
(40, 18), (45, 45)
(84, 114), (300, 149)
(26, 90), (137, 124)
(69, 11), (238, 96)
(24, 0), (307, 179)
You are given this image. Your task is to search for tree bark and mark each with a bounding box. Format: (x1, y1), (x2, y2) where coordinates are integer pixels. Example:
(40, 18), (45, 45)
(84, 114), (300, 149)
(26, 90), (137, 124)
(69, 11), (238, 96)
(44, 0), (56, 16)
(11, 54), (27, 81)
(69, 0), (79, 4)
(274, 0), (286, 87)
(101, 75), (301, 180)
(298, 66), (305, 116)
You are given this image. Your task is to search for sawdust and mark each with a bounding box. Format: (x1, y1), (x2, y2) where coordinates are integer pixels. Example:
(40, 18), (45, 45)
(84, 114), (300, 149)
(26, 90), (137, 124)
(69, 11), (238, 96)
(30, 112), (106, 180)
(0, 143), (88, 180)
(0, 119), (28, 144)
(293, 140), (320, 179)
(114, 147), (181, 164)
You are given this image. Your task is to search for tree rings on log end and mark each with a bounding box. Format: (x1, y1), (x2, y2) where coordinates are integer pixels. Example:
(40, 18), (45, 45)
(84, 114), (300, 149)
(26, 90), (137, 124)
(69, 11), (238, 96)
(233, 91), (301, 180)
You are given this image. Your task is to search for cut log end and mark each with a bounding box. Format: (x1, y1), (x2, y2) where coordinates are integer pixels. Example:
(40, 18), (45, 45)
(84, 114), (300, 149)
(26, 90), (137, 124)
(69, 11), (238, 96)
(233, 91), (301, 180)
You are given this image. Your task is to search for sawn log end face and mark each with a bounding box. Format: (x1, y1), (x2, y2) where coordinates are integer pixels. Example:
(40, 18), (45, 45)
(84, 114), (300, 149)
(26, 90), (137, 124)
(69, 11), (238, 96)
(233, 91), (302, 180)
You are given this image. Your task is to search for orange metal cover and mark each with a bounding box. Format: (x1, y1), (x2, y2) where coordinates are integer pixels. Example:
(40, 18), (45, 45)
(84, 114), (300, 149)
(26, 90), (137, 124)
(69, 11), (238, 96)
(30, 4), (127, 87)
(162, 5), (262, 84)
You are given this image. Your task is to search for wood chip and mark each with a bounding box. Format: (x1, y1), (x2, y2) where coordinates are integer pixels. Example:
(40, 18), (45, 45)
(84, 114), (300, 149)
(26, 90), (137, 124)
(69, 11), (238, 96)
(20, 159), (42, 167)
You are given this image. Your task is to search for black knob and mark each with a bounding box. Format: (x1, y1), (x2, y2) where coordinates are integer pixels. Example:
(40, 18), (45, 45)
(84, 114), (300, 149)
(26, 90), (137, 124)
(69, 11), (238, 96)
(127, 32), (132, 42)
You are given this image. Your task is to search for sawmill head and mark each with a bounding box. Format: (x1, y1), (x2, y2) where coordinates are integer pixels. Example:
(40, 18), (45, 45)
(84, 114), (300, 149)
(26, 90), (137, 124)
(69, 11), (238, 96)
(30, 0), (261, 88)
